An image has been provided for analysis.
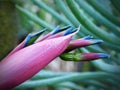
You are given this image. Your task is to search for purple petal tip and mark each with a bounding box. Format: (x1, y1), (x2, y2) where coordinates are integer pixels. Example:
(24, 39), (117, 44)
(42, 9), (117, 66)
(63, 25), (80, 36)
(63, 27), (72, 36)
(51, 26), (60, 34)
(83, 35), (93, 40)
(97, 53), (110, 58)
(59, 25), (71, 32)
(30, 29), (46, 37)
(24, 29), (46, 46)
(24, 35), (31, 46)
(91, 39), (103, 44)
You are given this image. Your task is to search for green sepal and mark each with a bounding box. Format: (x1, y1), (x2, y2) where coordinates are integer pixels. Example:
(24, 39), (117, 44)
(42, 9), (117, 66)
(60, 53), (82, 61)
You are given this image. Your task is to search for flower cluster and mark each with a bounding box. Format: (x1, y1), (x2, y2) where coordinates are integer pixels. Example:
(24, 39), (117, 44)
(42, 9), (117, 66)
(0, 25), (109, 90)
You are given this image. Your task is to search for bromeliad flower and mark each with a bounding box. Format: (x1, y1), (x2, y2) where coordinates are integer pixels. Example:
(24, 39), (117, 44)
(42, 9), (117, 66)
(0, 25), (109, 90)
(60, 53), (109, 61)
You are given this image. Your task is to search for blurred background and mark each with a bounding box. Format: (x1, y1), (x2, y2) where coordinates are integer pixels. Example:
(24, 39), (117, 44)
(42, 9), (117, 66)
(0, 0), (120, 90)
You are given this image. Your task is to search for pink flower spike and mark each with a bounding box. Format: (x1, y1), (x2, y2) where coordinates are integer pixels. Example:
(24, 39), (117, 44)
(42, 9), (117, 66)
(0, 31), (76, 90)
(81, 53), (110, 61)
(65, 39), (103, 52)
(60, 53), (110, 61)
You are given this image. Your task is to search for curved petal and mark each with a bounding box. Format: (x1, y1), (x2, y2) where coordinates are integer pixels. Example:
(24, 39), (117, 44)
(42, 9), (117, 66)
(35, 26), (72, 42)
(3, 30), (45, 60)
(65, 39), (103, 52)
